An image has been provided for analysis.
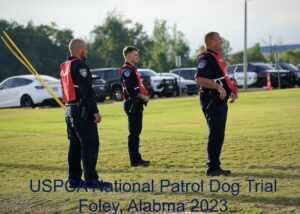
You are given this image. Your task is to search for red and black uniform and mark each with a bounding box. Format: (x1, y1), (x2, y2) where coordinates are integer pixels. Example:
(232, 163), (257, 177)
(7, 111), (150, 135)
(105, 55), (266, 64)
(60, 56), (98, 113)
(195, 49), (237, 173)
(120, 62), (148, 166)
(60, 56), (100, 187)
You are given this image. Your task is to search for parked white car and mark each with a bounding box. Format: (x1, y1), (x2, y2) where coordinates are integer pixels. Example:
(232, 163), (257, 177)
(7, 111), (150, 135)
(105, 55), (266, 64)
(0, 75), (62, 108)
(160, 73), (199, 95)
(138, 69), (177, 97)
(227, 66), (257, 87)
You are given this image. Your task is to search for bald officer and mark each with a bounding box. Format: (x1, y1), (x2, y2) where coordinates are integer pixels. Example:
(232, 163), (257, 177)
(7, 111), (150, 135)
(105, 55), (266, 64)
(60, 39), (111, 188)
(195, 32), (238, 176)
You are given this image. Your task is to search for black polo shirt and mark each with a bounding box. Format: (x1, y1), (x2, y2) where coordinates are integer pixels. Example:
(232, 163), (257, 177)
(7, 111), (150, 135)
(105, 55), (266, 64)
(195, 49), (231, 97)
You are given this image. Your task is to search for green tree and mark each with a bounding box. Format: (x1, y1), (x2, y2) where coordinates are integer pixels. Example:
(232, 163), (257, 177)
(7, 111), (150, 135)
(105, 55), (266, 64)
(146, 19), (191, 72)
(279, 49), (300, 65)
(229, 51), (243, 65)
(170, 25), (192, 68)
(229, 43), (266, 64)
(247, 43), (267, 62)
(0, 19), (73, 81)
(89, 12), (131, 67)
(0, 15), (194, 81)
(89, 11), (152, 68)
(221, 38), (232, 61)
(146, 19), (171, 72)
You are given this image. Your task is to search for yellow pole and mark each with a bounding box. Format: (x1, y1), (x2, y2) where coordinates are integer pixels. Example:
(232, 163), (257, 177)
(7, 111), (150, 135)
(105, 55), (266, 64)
(1, 36), (46, 87)
(1, 32), (65, 109)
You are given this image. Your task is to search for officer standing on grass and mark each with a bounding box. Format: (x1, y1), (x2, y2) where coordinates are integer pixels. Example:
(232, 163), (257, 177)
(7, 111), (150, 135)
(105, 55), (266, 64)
(195, 32), (238, 176)
(60, 39), (111, 188)
(120, 46), (151, 167)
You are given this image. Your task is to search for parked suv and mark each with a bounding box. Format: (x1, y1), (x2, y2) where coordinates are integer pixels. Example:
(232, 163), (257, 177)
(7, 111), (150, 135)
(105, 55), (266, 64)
(170, 68), (197, 80)
(138, 69), (177, 97)
(271, 63), (300, 86)
(91, 68), (122, 101)
(91, 68), (152, 101)
(227, 63), (293, 88)
(91, 75), (109, 102)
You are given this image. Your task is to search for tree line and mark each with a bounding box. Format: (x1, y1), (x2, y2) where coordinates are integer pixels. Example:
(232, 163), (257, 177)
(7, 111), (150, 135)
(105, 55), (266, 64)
(1, 12), (299, 81)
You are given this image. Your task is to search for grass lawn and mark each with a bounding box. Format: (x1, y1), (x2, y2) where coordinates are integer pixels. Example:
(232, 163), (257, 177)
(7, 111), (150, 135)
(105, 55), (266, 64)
(0, 88), (299, 213)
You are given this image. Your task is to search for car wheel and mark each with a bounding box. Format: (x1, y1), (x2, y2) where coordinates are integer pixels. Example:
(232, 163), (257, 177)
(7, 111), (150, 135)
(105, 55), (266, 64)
(158, 93), (164, 98)
(148, 89), (155, 98)
(111, 86), (123, 101)
(97, 96), (106, 103)
(164, 92), (173, 97)
(20, 95), (34, 108)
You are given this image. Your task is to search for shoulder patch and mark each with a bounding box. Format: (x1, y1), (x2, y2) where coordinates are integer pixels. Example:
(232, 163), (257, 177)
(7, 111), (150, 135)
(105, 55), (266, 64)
(79, 68), (87, 77)
(123, 68), (131, 77)
(198, 60), (207, 69)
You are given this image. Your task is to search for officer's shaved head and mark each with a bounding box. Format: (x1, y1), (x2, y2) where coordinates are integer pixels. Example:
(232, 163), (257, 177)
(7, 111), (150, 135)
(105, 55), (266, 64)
(204, 32), (223, 53)
(204, 32), (219, 44)
(69, 39), (88, 61)
(69, 39), (85, 53)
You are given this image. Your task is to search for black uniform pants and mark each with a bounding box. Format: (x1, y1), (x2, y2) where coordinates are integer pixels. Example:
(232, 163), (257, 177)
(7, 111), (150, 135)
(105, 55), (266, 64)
(124, 99), (143, 164)
(201, 99), (228, 170)
(65, 106), (99, 185)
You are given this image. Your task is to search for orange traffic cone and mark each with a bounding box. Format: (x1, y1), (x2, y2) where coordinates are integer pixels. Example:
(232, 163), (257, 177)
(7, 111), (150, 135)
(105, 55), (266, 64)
(265, 72), (273, 90)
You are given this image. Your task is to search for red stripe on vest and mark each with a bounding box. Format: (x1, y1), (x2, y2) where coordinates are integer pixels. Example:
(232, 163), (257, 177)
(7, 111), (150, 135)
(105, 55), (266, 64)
(120, 64), (148, 97)
(198, 51), (238, 94)
(60, 58), (79, 103)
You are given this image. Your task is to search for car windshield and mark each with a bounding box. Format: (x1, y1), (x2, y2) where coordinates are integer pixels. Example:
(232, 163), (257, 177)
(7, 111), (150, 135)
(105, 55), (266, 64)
(139, 70), (157, 77)
(162, 73), (183, 80)
(253, 64), (274, 70)
(281, 63), (298, 71)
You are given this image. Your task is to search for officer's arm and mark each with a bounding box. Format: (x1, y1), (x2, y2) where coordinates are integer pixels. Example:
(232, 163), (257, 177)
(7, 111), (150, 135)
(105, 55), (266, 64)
(122, 68), (140, 99)
(195, 77), (220, 90)
(196, 78), (226, 100)
(75, 64), (99, 113)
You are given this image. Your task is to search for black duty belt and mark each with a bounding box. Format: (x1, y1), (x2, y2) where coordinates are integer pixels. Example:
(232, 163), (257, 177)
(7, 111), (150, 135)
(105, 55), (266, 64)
(65, 102), (81, 107)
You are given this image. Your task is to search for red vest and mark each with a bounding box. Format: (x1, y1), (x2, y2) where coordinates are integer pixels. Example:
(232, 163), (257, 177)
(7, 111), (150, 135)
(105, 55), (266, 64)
(198, 51), (238, 94)
(60, 58), (79, 103)
(120, 63), (148, 98)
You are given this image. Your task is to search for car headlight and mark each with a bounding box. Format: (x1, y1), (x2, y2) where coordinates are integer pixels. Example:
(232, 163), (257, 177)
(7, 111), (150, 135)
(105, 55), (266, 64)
(152, 80), (161, 84)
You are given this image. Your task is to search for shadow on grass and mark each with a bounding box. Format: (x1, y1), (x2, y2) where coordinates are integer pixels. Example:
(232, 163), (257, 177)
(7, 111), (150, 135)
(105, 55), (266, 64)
(1, 163), (300, 180)
(152, 191), (300, 207)
(246, 165), (300, 171)
(0, 163), (65, 172)
(231, 172), (300, 179)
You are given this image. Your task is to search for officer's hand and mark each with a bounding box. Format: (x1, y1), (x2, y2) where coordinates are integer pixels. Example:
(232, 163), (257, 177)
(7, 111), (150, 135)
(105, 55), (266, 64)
(94, 113), (101, 123)
(229, 92), (238, 103)
(217, 85), (226, 100)
(143, 96), (150, 103)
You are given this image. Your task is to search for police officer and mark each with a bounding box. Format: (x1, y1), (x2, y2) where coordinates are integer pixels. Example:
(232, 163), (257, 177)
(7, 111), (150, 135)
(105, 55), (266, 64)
(60, 39), (111, 188)
(195, 32), (238, 176)
(120, 46), (150, 167)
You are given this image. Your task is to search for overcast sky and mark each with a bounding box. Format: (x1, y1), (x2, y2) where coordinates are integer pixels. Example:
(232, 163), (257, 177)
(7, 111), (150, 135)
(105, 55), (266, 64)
(0, 0), (299, 54)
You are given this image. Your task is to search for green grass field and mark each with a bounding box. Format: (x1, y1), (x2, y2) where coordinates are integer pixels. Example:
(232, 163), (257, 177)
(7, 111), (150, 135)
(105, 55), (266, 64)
(0, 88), (300, 213)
